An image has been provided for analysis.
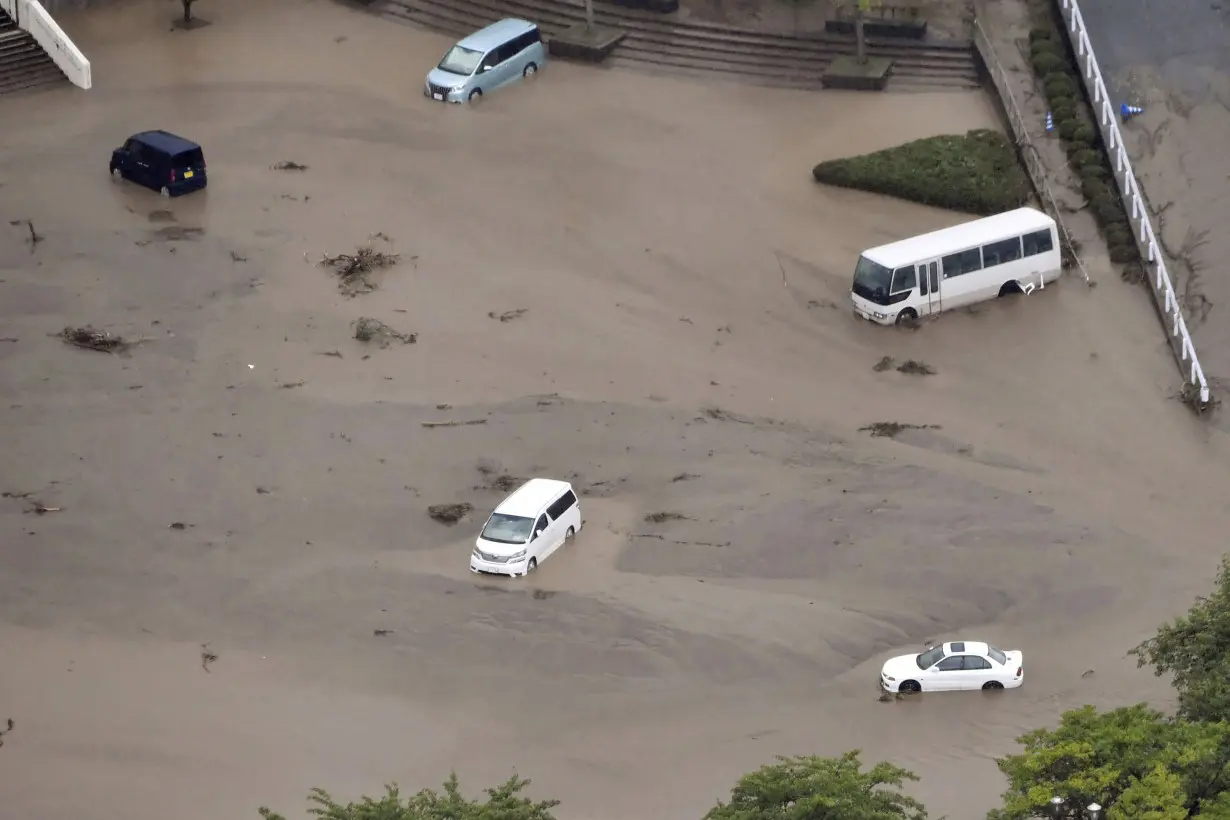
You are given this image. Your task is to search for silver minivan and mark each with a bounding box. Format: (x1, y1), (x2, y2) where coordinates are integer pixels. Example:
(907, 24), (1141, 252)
(425, 18), (547, 104)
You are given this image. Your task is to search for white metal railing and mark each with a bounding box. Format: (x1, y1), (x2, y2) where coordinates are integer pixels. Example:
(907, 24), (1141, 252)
(971, 17), (1089, 286)
(1057, 0), (1209, 404)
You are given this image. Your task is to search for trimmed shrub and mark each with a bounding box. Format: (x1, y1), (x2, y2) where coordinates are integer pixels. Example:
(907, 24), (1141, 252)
(811, 129), (1030, 216)
(1109, 244), (1139, 264)
(1032, 52), (1067, 78)
(1043, 72), (1079, 101)
(1071, 122), (1097, 147)
(1050, 98), (1077, 122)
(1030, 39), (1066, 61)
(1071, 148), (1101, 169)
(1029, 28), (1053, 43)
(1057, 117), (1082, 141)
(1104, 224), (1132, 247)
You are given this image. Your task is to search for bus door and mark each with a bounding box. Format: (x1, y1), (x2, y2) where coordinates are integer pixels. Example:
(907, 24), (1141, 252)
(917, 258), (942, 315)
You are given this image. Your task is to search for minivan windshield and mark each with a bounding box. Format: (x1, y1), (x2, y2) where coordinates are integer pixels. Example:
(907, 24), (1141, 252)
(481, 513), (535, 545)
(916, 645), (945, 669)
(852, 255), (894, 305)
(438, 45), (484, 76)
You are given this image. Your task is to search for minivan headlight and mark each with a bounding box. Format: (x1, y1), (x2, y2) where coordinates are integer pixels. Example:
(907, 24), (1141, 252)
(509, 549), (527, 561)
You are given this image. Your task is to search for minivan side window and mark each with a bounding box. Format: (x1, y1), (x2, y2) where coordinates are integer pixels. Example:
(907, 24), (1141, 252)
(546, 490), (578, 520)
(533, 514), (548, 537)
(1022, 228), (1055, 257)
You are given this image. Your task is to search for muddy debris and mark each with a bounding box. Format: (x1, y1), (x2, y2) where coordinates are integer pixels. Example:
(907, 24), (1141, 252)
(873, 356), (936, 376)
(9, 219), (42, 249)
(896, 359), (935, 376)
(271, 160), (308, 171)
(488, 308), (528, 323)
(24, 501), (61, 515)
(58, 326), (133, 354)
(476, 473), (521, 492)
(353, 317), (417, 347)
(200, 643), (218, 673)
(644, 511), (687, 524)
(700, 406), (753, 424)
(0, 717), (14, 748)
(428, 502), (473, 524)
(1178, 382), (1221, 415)
(319, 245), (404, 296)
(671, 472), (700, 482)
(859, 422), (941, 438)
(373, 629), (394, 637)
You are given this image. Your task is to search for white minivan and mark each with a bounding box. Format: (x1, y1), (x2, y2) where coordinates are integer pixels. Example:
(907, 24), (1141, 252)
(470, 478), (581, 576)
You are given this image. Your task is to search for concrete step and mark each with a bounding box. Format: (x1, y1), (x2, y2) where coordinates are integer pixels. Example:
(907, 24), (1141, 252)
(0, 8), (69, 96)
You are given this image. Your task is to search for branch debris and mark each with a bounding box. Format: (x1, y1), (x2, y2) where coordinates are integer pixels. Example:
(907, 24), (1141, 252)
(59, 326), (132, 354)
(319, 245), (402, 296)
(353, 317), (417, 347)
(421, 418), (487, 428)
(271, 161), (308, 171)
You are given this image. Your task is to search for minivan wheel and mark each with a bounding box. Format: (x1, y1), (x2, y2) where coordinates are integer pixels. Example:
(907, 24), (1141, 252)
(468, 89), (482, 102)
(895, 308), (918, 326)
(899, 680), (922, 693)
(111, 167), (122, 180)
(523, 62), (537, 77)
(566, 526), (575, 541)
(525, 557), (537, 574)
(159, 186), (171, 198)
(982, 681), (1005, 690)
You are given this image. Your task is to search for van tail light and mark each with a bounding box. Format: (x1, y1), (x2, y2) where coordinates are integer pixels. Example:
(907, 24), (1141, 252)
(1016, 666), (1022, 677)
(170, 169), (176, 181)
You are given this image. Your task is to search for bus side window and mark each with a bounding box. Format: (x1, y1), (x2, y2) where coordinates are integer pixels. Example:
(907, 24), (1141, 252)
(919, 264), (928, 295)
(891, 265), (917, 294)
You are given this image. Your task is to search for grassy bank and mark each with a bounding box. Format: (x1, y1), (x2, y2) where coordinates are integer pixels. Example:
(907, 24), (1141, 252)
(812, 130), (1030, 216)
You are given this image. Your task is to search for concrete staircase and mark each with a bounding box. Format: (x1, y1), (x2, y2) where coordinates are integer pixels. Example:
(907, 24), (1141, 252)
(0, 8), (69, 95)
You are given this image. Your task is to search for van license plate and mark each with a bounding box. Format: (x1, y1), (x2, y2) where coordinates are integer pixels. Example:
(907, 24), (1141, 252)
(184, 170), (194, 178)
(433, 93), (443, 101)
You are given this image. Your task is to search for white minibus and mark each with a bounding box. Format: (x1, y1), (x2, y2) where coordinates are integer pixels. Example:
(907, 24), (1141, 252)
(850, 207), (1062, 326)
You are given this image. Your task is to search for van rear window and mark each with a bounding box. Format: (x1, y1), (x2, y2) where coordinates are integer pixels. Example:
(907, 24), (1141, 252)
(173, 148), (204, 167)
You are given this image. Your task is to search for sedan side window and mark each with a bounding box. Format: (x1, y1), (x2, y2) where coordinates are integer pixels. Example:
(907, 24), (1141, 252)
(963, 656), (992, 671)
(936, 656), (965, 672)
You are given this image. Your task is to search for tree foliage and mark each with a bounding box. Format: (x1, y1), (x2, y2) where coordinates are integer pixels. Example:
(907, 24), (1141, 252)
(1132, 557), (1230, 724)
(258, 774), (559, 820)
(988, 704), (1230, 820)
(703, 751), (928, 820)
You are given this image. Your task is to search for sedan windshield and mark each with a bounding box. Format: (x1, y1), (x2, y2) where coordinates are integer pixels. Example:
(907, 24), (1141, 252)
(438, 45), (483, 76)
(916, 645), (945, 670)
(851, 255), (893, 305)
(481, 513), (534, 545)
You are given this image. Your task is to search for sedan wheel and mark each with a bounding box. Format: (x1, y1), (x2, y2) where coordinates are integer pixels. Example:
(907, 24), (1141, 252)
(899, 680), (921, 694)
(982, 681), (1004, 690)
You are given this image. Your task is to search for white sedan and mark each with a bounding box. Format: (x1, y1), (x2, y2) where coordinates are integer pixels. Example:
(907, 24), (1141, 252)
(880, 641), (1023, 693)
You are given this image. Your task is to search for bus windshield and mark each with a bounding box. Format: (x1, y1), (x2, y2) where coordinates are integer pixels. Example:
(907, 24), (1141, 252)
(852, 256), (893, 305)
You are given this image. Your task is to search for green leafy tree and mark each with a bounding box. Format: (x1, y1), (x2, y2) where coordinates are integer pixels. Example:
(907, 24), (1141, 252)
(704, 751), (928, 820)
(988, 704), (1230, 820)
(1132, 556), (1230, 724)
(1109, 767), (1188, 820)
(258, 774), (559, 820)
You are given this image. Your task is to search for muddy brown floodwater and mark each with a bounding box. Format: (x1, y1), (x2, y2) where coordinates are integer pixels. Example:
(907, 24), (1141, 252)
(3, 1), (1230, 818)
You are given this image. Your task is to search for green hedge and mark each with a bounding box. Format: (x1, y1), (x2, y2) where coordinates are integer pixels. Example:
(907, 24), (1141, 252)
(811, 129), (1029, 216)
(1029, 27), (1140, 270)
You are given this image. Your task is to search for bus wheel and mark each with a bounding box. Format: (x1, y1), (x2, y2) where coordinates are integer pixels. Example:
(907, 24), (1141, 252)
(895, 308), (918, 326)
(999, 281), (1023, 297)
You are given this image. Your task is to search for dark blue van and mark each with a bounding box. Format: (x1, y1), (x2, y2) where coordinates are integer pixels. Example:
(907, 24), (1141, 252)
(109, 130), (207, 197)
